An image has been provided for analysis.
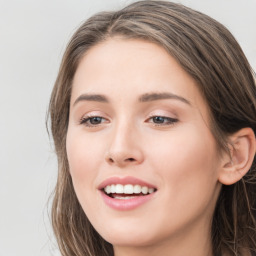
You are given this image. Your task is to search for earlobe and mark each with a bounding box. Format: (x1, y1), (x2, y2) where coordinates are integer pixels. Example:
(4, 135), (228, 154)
(218, 128), (256, 185)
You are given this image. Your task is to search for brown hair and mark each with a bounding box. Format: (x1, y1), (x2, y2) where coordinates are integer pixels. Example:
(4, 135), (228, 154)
(48, 1), (256, 255)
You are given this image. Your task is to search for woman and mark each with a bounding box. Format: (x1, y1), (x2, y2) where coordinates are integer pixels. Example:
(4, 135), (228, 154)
(48, 1), (256, 255)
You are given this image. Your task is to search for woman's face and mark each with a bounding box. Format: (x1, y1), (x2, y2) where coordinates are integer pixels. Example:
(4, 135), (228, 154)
(67, 38), (223, 251)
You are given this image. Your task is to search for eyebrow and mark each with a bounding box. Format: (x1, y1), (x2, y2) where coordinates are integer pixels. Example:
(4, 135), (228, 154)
(139, 92), (191, 105)
(73, 94), (109, 106)
(73, 92), (191, 106)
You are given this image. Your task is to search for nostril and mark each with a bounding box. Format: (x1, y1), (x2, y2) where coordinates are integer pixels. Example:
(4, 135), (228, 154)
(126, 158), (136, 162)
(105, 152), (142, 166)
(108, 158), (114, 163)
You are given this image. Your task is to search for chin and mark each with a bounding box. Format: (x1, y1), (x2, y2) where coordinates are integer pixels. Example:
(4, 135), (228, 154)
(103, 231), (156, 247)
(93, 218), (163, 247)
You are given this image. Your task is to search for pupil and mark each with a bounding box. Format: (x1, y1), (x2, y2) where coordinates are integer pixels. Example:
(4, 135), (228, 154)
(153, 116), (164, 123)
(91, 117), (102, 124)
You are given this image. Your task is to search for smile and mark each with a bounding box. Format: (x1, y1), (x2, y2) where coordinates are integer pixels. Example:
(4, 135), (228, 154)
(104, 184), (155, 197)
(98, 176), (157, 210)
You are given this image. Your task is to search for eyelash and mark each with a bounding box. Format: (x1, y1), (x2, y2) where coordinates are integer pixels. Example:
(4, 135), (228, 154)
(146, 115), (178, 126)
(79, 115), (108, 127)
(79, 115), (178, 127)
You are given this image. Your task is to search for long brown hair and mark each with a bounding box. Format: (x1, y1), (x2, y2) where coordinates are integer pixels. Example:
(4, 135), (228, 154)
(48, 1), (256, 255)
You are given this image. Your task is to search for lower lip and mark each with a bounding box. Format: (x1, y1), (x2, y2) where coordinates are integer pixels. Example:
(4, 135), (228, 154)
(100, 190), (155, 211)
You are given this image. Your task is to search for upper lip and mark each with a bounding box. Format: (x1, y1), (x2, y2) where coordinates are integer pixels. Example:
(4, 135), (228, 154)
(98, 176), (157, 190)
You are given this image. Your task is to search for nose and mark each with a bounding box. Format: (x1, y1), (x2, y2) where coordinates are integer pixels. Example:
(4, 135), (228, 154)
(105, 123), (144, 168)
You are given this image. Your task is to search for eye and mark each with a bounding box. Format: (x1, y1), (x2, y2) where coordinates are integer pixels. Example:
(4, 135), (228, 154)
(80, 116), (109, 127)
(147, 116), (178, 126)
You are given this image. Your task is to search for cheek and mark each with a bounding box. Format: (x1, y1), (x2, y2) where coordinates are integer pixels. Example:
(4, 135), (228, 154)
(141, 126), (221, 237)
(150, 124), (217, 165)
(66, 130), (105, 195)
(148, 125), (220, 204)
(66, 130), (109, 220)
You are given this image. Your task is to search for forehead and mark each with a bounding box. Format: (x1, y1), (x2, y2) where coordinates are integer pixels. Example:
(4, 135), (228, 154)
(72, 38), (208, 115)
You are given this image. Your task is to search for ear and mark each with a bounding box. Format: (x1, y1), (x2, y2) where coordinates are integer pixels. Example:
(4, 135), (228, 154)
(218, 128), (256, 185)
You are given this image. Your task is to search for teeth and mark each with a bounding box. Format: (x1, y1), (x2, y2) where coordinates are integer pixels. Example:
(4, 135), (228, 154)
(115, 184), (124, 193)
(113, 196), (136, 200)
(134, 185), (141, 194)
(148, 188), (154, 194)
(141, 186), (148, 194)
(103, 184), (155, 195)
(105, 185), (111, 194)
(124, 184), (133, 194)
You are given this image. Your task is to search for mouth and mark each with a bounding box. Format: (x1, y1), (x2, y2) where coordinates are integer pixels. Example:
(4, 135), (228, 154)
(98, 176), (157, 210)
(102, 184), (157, 199)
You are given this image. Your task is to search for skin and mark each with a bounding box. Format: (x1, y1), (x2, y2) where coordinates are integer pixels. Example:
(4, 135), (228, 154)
(66, 38), (225, 256)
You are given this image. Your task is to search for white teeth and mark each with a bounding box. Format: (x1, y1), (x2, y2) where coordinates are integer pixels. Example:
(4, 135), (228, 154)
(113, 196), (136, 200)
(148, 188), (154, 194)
(115, 184), (124, 193)
(111, 184), (115, 193)
(105, 185), (111, 194)
(124, 184), (133, 194)
(103, 184), (155, 195)
(141, 186), (148, 194)
(133, 185), (141, 194)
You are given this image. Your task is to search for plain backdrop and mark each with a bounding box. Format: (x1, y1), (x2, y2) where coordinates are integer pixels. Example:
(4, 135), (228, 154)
(0, 0), (255, 256)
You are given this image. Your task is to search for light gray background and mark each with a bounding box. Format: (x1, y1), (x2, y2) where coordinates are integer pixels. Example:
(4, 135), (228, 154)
(0, 1), (255, 256)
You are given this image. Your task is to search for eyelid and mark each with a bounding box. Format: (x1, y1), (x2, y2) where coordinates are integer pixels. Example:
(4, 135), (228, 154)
(79, 111), (110, 126)
(80, 111), (108, 119)
(146, 115), (178, 123)
(145, 111), (179, 126)
(147, 109), (177, 119)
